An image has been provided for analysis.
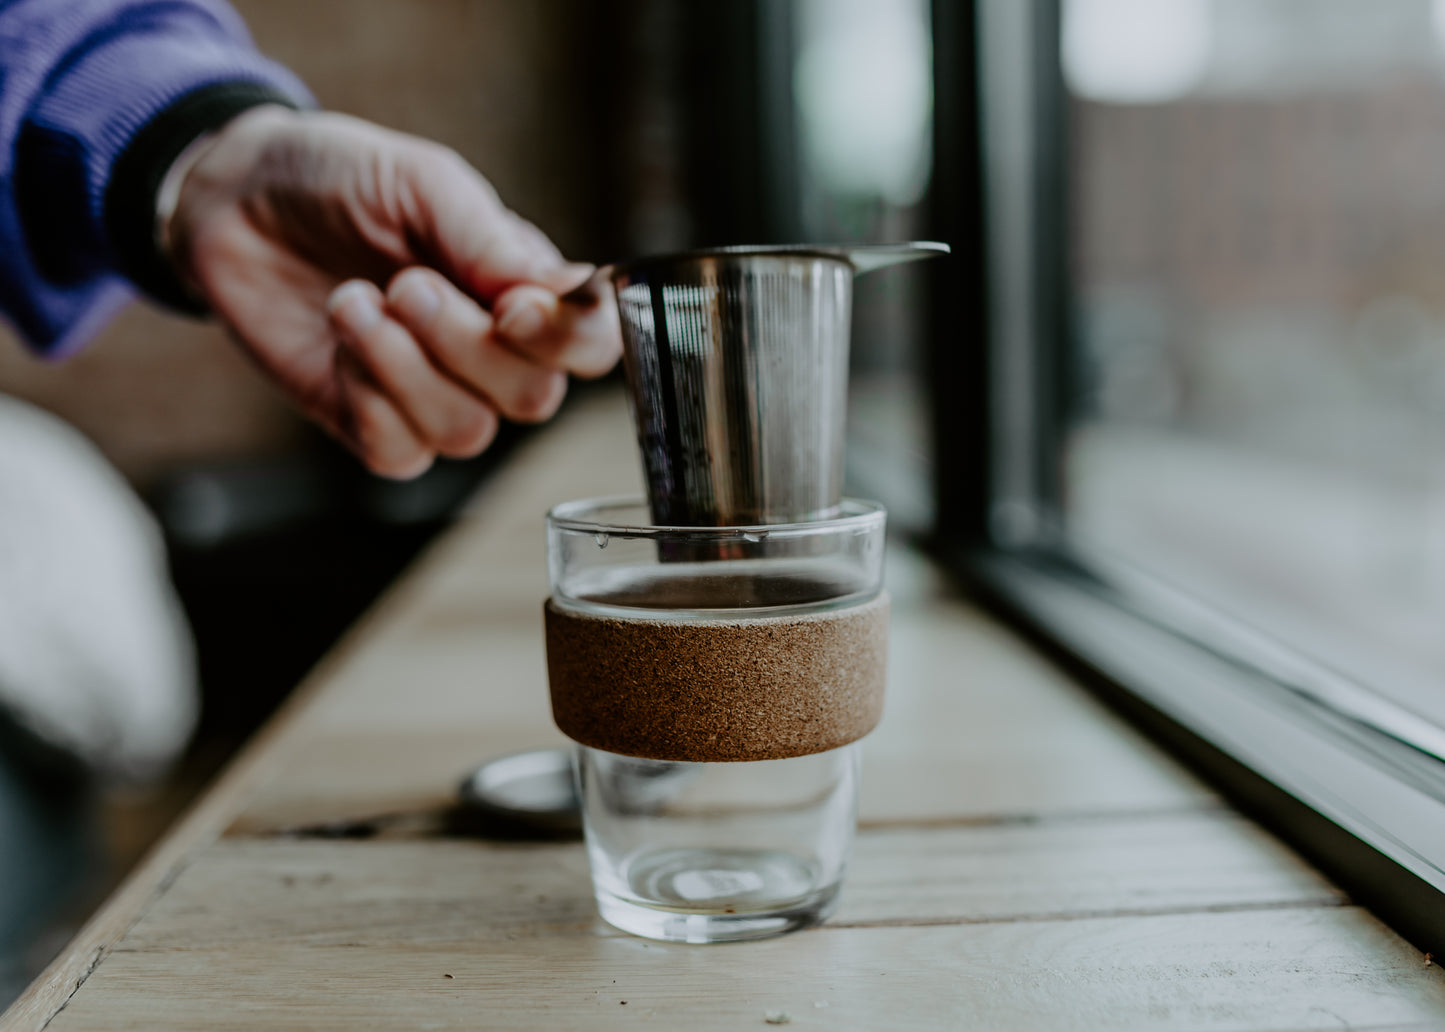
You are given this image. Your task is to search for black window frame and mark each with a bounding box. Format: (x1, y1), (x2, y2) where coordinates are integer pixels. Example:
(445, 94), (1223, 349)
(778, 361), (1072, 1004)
(930, 0), (1445, 955)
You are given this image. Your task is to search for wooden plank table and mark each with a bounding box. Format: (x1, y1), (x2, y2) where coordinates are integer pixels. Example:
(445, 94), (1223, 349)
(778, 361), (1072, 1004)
(7, 390), (1445, 1030)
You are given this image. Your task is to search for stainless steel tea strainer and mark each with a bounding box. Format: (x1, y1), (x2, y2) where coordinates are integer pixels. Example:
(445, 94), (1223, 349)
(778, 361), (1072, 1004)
(612, 242), (948, 526)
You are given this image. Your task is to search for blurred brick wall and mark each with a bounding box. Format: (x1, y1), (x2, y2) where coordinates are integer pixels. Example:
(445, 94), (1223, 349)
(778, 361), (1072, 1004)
(0, 0), (604, 485)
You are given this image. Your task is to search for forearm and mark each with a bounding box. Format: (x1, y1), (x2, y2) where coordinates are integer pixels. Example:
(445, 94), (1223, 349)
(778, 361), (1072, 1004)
(0, 0), (311, 355)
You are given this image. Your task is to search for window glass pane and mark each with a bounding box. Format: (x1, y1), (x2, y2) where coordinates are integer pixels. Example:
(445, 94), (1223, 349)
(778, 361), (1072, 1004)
(1065, 0), (1445, 726)
(792, 0), (935, 532)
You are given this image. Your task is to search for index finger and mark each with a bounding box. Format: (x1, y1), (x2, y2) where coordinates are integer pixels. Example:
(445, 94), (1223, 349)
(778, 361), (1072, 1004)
(404, 147), (594, 300)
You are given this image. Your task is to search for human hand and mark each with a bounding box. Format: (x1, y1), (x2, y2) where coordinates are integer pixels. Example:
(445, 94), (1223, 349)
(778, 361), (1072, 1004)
(167, 105), (621, 478)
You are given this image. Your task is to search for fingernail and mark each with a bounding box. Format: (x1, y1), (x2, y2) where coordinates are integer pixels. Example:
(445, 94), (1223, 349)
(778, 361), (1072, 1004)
(329, 282), (381, 333)
(499, 300), (547, 341)
(390, 275), (441, 324)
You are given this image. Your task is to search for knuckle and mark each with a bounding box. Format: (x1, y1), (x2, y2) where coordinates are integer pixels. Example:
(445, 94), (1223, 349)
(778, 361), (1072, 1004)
(342, 392), (431, 479)
(386, 265), (437, 303)
(366, 445), (433, 480)
(505, 373), (567, 423)
(436, 404), (499, 457)
(575, 347), (621, 380)
(409, 141), (500, 205)
(437, 298), (494, 351)
(464, 240), (506, 289)
(331, 310), (384, 356)
(345, 330), (387, 369)
(567, 337), (622, 380)
(339, 388), (382, 448)
(430, 142), (469, 172)
(409, 141), (465, 182)
(385, 268), (450, 332)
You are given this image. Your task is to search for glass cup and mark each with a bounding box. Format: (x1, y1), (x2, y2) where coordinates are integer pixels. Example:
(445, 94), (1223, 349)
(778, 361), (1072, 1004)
(544, 497), (887, 943)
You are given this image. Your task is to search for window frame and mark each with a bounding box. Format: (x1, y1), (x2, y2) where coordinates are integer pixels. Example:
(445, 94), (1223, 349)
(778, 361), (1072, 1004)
(930, 0), (1445, 954)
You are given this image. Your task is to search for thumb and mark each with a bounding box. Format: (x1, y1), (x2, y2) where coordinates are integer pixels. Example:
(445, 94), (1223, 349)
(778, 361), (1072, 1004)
(408, 151), (593, 301)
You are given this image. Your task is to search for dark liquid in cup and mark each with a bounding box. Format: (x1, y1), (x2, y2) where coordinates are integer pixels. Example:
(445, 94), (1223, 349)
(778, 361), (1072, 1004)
(571, 563), (873, 612)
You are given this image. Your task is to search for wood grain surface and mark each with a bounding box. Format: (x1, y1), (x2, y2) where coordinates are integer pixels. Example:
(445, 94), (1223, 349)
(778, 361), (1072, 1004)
(6, 389), (1444, 1031)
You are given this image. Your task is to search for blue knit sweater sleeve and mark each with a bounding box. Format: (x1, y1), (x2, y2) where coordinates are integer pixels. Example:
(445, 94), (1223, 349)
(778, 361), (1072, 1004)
(0, 0), (311, 356)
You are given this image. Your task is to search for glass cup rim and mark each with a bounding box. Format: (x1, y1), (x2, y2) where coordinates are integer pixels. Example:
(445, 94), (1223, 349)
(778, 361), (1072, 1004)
(546, 495), (886, 538)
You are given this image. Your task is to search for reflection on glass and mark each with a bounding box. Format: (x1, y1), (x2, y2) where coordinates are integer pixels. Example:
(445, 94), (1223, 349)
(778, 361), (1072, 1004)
(792, 0), (935, 531)
(1064, 0), (1211, 103)
(794, 0), (933, 206)
(1067, 0), (1445, 727)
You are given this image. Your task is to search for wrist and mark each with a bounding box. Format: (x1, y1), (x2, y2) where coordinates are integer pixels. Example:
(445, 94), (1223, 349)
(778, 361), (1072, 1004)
(104, 83), (304, 315)
(152, 130), (222, 299)
(161, 104), (301, 299)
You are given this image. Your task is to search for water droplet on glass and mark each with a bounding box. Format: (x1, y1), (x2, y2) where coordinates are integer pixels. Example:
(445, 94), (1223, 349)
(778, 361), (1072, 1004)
(742, 531), (766, 544)
(594, 532), (609, 549)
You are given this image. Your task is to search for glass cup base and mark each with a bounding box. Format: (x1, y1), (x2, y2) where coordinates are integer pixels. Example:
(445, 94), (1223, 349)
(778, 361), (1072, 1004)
(595, 861), (842, 944)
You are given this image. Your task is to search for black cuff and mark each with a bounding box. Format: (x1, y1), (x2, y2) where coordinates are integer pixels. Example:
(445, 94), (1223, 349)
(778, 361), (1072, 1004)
(104, 81), (301, 316)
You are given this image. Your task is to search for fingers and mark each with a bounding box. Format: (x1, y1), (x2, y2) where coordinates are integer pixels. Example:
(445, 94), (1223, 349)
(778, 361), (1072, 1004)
(327, 280), (500, 470)
(385, 268), (568, 422)
(493, 278), (623, 379)
(323, 261), (614, 480)
(333, 349), (433, 479)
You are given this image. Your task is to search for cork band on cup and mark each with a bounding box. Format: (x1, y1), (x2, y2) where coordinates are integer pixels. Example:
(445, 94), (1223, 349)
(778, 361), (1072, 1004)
(544, 592), (889, 762)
